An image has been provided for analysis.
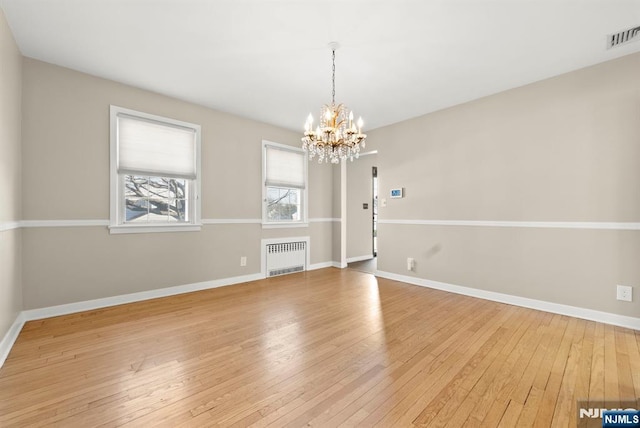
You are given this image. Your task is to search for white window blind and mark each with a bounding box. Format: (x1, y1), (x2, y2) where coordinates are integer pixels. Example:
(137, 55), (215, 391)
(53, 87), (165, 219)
(117, 114), (197, 179)
(265, 145), (306, 189)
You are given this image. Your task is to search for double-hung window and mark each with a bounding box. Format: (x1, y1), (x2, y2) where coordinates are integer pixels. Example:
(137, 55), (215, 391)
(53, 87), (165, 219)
(110, 106), (201, 233)
(262, 141), (308, 227)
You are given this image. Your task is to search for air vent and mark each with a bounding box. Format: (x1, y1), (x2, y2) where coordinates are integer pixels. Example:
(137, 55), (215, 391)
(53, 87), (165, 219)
(607, 26), (640, 49)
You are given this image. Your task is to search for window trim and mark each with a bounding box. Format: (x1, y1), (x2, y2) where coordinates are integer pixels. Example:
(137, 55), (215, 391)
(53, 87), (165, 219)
(262, 140), (308, 228)
(109, 105), (202, 234)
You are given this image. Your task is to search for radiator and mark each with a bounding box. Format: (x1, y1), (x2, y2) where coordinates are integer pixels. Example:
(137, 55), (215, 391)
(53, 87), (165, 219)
(266, 241), (306, 277)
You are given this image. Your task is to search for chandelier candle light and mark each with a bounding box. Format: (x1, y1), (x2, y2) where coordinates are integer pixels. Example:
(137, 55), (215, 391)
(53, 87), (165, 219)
(302, 42), (366, 164)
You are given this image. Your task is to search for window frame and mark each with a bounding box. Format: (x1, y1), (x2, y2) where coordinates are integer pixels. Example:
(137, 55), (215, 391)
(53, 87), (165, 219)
(262, 140), (308, 228)
(109, 105), (202, 234)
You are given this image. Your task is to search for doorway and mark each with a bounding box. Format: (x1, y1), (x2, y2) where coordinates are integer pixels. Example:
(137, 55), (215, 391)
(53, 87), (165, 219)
(372, 166), (378, 258)
(345, 153), (378, 274)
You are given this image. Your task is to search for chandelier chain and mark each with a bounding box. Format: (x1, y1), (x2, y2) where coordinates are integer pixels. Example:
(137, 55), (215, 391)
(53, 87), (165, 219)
(332, 49), (336, 105)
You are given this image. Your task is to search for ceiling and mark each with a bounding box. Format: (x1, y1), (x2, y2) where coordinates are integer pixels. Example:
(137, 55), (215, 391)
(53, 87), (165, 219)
(2, 0), (640, 132)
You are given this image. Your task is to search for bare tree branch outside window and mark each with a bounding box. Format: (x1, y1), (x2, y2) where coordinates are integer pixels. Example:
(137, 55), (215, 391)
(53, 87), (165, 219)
(266, 187), (300, 221)
(125, 175), (188, 222)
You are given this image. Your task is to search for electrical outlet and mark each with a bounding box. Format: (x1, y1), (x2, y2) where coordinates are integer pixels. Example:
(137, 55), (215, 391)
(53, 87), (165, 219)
(616, 285), (632, 302)
(240, 256), (247, 267)
(407, 257), (414, 271)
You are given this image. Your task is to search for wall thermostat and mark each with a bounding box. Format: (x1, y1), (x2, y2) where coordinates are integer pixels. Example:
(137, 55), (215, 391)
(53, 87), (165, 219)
(390, 188), (404, 198)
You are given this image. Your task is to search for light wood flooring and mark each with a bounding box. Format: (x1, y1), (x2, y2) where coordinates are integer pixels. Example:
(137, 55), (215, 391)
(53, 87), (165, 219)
(0, 268), (638, 427)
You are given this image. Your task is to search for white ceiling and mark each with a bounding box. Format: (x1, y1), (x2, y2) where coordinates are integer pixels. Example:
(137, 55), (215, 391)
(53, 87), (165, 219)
(2, 0), (640, 132)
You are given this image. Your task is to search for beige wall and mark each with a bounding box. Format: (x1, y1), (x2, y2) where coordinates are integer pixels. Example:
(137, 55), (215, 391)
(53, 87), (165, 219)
(22, 223), (334, 308)
(21, 58), (335, 309)
(371, 52), (640, 318)
(0, 8), (23, 338)
(346, 153), (377, 260)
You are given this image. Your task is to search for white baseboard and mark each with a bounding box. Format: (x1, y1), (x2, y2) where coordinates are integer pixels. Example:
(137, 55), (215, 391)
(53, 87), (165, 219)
(8, 264), (633, 372)
(0, 272), (260, 369)
(346, 255), (374, 263)
(17, 259), (343, 323)
(375, 270), (640, 331)
(308, 262), (334, 270)
(0, 312), (26, 368)
(308, 261), (344, 270)
(3, 263), (356, 369)
(21, 273), (264, 322)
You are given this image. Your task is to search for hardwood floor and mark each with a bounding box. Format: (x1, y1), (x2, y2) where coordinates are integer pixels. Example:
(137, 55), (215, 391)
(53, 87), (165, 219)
(0, 268), (638, 427)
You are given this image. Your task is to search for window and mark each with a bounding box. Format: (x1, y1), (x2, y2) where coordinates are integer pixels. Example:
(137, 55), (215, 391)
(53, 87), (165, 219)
(262, 141), (308, 227)
(110, 106), (201, 233)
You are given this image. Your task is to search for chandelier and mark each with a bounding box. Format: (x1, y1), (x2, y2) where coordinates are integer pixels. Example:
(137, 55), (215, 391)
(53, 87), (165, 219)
(302, 42), (366, 164)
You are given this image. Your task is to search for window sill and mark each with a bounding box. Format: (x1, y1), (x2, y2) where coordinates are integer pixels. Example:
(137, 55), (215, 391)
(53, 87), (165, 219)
(262, 222), (309, 229)
(109, 223), (202, 234)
